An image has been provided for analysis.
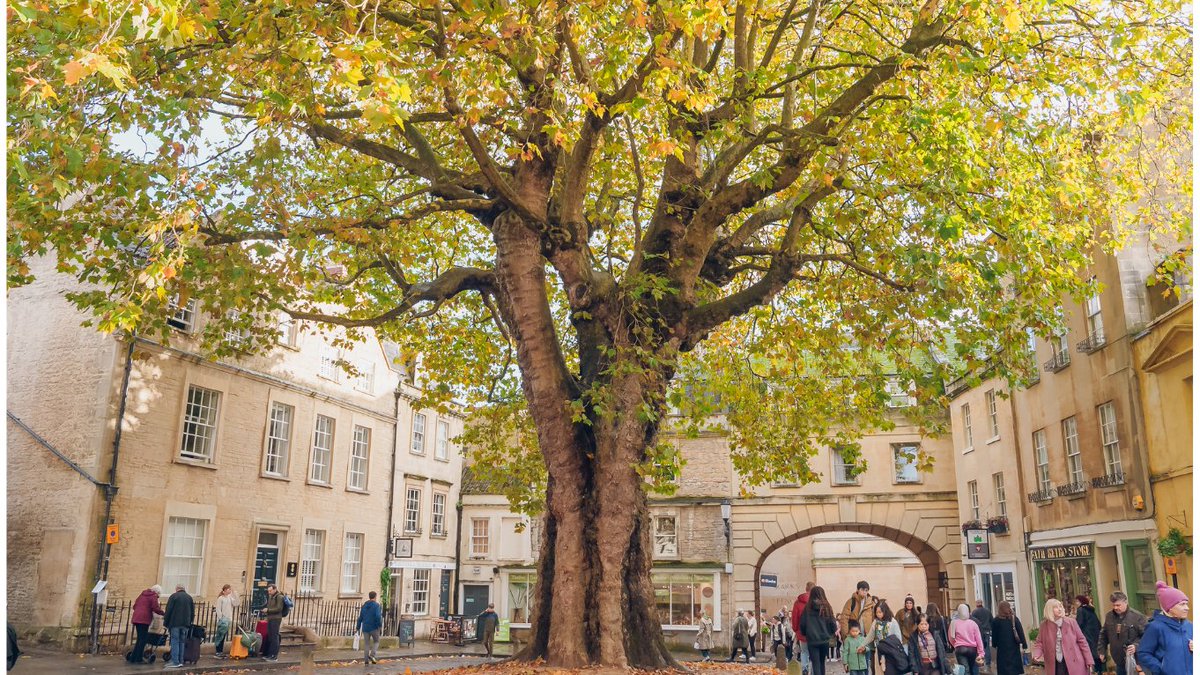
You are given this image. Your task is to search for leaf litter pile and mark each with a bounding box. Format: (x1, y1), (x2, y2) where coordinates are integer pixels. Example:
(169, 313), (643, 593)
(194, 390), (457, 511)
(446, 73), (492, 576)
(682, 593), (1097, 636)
(207, 658), (786, 674)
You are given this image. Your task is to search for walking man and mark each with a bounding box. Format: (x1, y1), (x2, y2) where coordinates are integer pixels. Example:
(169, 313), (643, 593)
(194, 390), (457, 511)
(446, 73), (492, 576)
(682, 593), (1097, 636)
(477, 603), (499, 658)
(839, 582), (878, 673)
(1098, 591), (1148, 675)
(213, 584), (238, 658)
(163, 584), (194, 669)
(262, 584), (284, 662)
(356, 591), (383, 664)
(970, 599), (994, 669)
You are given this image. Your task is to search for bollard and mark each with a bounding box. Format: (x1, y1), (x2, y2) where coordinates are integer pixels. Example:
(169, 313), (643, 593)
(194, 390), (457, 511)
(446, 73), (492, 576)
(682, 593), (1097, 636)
(298, 643), (316, 675)
(775, 644), (787, 670)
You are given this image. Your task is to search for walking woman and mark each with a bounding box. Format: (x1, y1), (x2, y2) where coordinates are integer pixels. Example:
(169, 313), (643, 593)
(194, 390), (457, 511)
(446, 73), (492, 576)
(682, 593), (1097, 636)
(870, 600), (902, 672)
(695, 612), (714, 662)
(991, 601), (1028, 675)
(926, 602), (951, 653)
(950, 603), (986, 675)
(909, 615), (950, 675)
(1136, 581), (1193, 675)
(799, 585), (839, 675)
(1032, 598), (1094, 675)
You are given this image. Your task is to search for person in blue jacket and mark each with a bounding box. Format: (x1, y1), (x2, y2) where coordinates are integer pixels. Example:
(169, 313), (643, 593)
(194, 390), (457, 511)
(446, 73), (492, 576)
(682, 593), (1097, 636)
(355, 591), (384, 664)
(1136, 581), (1192, 675)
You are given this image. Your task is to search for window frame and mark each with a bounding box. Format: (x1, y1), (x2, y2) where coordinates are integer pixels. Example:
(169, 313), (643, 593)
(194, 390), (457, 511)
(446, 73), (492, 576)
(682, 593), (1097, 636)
(341, 532), (364, 595)
(404, 487), (422, 534)
(319, 345), (342, 382)
(162, 516), (208, 594)
(347, 425), (370, 491)
(435, 419), (450, 461)
(1098, 402), (1122, 476)
(180, 385), (221, 463)
(470, 518), (490, 557)
(1062, 416), (1083, 484)
(831, 446), (861, 486)
(277, 312), (299, 348)
(409, 569), (430, 615)
(985, 389), (1000, 439)
(353, 360), (375, 394)
(222, 310), (250, 346)
(309, 414), (335, 485)
(993, 472), (1007, 518)
(431, 492), (447, 536)
(1034, 429), (1051, 492)
(968, 480), (980, 520)
(167, 296), (199, 333)
(961, 403), (974, 452)
(653, 515), (679, 559)
(263, 401), (294, 477)
(1085, 282), (1105, 342)
(410, 413), (427, 455)
(892, 443), (922, 484)
(300, 529), (325, 595)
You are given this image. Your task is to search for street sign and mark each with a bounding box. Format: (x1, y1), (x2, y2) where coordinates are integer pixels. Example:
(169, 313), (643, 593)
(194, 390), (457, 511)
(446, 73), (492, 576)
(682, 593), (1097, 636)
(759, 574), (778, 588)
(105, 524), (119, 544)
(393, 537), (414, 558)
(966, 528), (990, 560)
(1165, 557), (1178, 575)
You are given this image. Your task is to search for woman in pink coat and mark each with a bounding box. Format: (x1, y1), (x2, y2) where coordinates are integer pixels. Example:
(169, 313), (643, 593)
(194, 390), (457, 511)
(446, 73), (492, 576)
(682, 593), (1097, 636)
(1031, 598), (1094, 675)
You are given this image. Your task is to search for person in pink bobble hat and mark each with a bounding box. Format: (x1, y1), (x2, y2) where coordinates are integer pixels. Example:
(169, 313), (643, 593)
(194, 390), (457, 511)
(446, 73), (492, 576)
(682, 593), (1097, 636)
(1135, 581), (1193, 675)
(1031, 598), (1094, 675)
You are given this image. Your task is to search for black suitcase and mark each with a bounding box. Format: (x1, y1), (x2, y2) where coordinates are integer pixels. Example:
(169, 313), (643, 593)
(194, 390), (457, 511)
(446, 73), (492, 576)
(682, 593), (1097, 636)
(183, 636), (202, 664)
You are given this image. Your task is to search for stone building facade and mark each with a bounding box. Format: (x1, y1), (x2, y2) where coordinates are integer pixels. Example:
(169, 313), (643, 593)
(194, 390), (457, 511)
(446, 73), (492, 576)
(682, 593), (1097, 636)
(7, 258), (464, 643)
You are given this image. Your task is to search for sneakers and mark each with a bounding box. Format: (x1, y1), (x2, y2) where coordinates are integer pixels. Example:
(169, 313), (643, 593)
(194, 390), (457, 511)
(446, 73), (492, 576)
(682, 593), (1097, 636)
(265, 655), (278, 662)
(164, 664), (184, 669)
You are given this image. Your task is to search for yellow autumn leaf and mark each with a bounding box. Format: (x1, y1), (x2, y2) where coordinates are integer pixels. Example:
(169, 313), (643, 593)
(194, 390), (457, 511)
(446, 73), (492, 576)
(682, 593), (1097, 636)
(63, 60), (86, 85)
(1001, 5), (1022, 32)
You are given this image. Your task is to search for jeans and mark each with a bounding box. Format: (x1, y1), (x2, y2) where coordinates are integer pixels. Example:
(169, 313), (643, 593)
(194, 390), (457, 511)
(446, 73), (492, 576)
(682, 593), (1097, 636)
(851, 670), (869, 675)
(169, 626), (189, 665)
(214, 618), (231, 654)
(699, 649), (710, 660)
(808, 644), (829, 675)
(980, 636), (992, 667)
(265, 618), (282, 658)
(362, 629), (380, 661)
(750, 634), (757, 657)
(798, 641), (811, 672)
(483, 629), (496, 656)
(729, 646), (751, 662)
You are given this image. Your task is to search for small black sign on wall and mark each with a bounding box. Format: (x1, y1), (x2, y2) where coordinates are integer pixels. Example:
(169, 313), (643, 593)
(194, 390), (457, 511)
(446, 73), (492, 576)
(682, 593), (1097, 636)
(760, 574), (778, 588)
(286, 562), (298, 578)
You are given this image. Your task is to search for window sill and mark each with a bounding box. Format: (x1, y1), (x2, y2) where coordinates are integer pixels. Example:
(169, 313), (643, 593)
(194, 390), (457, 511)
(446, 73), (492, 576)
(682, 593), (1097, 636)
(262, 472), (291, 482)
(410, 452), (426, 457)
(962, 446), (975, 454)
(404, 531), (423, 537)
(338, 593), (363, 600)
(893, 480), (923, 486)
(176, 457), (218, 470)
(346, 487), (370, 495)
(986, 436), (1002, 445)
(430, 533), (448, 539)
(307, 481), (334, 489)
(832, 482), (862, 487)
(434, 456), (450, 463)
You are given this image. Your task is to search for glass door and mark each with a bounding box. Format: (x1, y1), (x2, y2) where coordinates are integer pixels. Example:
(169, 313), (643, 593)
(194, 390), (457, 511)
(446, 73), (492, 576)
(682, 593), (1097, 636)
(1122, 540), (1157, 616)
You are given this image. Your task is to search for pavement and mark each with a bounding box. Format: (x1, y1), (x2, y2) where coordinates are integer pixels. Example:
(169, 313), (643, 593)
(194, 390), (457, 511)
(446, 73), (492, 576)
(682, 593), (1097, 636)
(10, 643), (885, 674)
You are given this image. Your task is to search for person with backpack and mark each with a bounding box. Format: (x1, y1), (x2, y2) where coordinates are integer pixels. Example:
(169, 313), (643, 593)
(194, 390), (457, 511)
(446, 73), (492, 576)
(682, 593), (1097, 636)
(875, 632), (910, 675)
(729, 609), (752, 663)
(262, 584), (286, 662)
(799, 586), (838, 675)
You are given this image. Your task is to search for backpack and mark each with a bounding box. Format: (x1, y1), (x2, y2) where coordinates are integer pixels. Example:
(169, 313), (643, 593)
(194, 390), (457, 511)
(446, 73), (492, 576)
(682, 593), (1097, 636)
(281, 594), (293, 617)
(733, 618), (746, 640)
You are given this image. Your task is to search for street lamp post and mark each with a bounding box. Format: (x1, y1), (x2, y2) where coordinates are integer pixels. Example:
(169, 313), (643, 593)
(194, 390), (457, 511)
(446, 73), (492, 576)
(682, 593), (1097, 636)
(721, 499), (732, 549)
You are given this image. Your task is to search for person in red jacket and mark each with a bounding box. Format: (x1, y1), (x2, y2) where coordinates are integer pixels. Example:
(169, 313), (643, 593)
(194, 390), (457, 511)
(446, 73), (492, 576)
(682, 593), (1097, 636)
(793, 582), (815, 673)
(129, 585), (164, 663)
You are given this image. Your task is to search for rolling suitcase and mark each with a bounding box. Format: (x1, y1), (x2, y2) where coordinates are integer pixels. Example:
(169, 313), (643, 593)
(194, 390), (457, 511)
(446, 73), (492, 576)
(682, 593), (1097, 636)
(183, 634), (202, 664)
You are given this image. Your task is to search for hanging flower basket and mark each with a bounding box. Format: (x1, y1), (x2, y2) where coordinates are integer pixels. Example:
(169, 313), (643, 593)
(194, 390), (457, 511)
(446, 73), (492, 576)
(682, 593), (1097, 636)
(961, 520), (984, 535)
(987, 516), (1010, 534)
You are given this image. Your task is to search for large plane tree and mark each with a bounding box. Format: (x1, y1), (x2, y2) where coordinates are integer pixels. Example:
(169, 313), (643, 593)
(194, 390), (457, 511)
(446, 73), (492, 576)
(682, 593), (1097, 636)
(8, 0), (1189, 668)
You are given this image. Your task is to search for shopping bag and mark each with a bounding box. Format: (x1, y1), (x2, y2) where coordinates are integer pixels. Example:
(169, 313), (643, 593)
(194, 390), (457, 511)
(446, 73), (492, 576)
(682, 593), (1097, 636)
(1126, 653), (1138, 674)
(692, 641), (700, 650)
(953, 664), (966, 675)
(353, 631), (361, 651)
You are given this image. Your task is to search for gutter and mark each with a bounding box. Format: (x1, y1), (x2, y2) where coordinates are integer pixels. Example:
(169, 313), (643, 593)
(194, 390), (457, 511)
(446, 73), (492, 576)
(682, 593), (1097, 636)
(452, 480), (465, 614)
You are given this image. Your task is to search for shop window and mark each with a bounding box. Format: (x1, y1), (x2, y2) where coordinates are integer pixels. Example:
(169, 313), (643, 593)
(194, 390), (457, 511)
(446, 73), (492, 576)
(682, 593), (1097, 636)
(508, 573), (536, 624)
(651, 573), (716, 627)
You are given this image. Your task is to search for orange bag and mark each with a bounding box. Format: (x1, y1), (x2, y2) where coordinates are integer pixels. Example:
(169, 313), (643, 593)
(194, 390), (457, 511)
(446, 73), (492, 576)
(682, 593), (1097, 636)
(228, 635), (249, 659)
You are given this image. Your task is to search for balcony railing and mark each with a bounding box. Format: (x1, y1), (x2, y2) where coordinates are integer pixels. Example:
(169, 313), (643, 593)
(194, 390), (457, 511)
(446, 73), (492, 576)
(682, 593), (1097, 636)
(1027, 488), (1055, 504)
(1091, 471), (1126, 489)
(1056, 480), (1088, 497)
(1044, 350), (1071, 373)
(1077, 330), (1106, 354)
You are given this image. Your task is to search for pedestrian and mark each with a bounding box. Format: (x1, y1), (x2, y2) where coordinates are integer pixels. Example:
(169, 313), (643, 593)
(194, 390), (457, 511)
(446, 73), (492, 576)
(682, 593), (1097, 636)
(129, 585), (164, 663)
(793, 582), (814, 672)
(747, 609), (759, 659)
(772, 610), (795, 662)
(1031, 598), (1094, 675)
(162, 584), (194, 669)
(842, 622), (870, 675)
(971, 599), (994, 669)
(839, 581), (879, 645)
(261, 583), (284, 662)
(357, 591), (384, 664)
(926, 603), (951, 653)
(729, 609), (752, 663)
(910, 615), (950, 675)
(1097, 591), (1147, 675)
(695, 611), (714, 662)
(1073, 595), (1101, 672)
(875, 633), (909, 675)
(990, 601), (1027, 675)
(869, 600), (901, 673)
(949, 603), (986, 675)
(897, 596), (919, 646)
(213, 584), (238, 658)
(476, 602), (498, 658)
(798, 585), (838, 675)
(1135, 581), (1193, 675)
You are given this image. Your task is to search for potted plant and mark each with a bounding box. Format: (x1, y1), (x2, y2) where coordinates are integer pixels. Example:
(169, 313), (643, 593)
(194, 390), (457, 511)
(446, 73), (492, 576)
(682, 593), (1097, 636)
(961, 520), (984, 536)
(987, 516), (1010, 534)
(1157, 528), (1193, 557)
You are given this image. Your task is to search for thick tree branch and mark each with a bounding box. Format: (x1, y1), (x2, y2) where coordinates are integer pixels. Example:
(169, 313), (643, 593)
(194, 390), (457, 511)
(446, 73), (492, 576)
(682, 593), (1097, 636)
(287, 265), (496, 327)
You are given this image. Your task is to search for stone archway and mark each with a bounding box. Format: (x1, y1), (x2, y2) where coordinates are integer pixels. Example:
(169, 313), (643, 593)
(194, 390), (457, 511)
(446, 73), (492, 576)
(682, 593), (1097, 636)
(729, 493), (965, 617)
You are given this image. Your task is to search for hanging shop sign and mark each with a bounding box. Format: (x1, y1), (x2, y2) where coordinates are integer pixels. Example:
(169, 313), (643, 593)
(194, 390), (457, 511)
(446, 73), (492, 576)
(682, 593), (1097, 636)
(1030, 543), (1094, 561)
(966, 529), (990, 560)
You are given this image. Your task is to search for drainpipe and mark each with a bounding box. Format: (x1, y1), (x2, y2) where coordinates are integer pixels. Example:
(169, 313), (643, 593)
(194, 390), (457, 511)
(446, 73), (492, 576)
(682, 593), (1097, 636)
(385, 388), (401, 616)
(452, 494), (465, 614)
(89, 337), (136, 654)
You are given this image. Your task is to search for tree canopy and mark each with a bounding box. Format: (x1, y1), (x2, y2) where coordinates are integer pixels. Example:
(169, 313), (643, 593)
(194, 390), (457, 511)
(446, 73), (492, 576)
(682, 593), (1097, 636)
(9, 0), (1190, 666)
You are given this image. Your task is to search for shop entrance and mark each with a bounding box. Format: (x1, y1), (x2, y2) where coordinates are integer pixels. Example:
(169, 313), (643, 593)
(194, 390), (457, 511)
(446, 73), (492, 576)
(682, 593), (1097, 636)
(1121, 540), (1157, 616)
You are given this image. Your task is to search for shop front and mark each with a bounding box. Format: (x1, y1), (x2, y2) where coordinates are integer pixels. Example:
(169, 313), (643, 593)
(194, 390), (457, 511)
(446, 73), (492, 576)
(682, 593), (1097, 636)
(1031, 542), (1096, 613)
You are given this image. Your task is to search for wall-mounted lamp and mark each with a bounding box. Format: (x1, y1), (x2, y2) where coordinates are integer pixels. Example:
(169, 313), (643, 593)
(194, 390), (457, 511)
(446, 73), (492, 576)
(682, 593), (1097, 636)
(721, 499), (732, 548)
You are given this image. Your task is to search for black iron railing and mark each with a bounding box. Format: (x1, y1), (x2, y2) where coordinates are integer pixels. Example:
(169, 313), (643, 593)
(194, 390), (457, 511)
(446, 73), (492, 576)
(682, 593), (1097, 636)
(1056, 480), (1088, 496)
(1027, 488), (1055, 504)
(1043, 350), (1071, 373)
(1091, 471), (1126, 489)
(1077, 331), (1106, 354)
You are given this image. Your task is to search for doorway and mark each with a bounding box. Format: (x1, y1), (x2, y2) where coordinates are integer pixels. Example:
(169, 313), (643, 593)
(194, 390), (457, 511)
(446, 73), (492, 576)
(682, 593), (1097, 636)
(462, 584), (490, 617)
(253, 531), (281, 610)
(1121, 540), (1157, 616)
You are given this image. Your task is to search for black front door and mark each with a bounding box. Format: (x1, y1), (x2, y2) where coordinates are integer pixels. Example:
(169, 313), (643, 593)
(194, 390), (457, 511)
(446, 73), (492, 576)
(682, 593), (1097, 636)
(439, 571), (452, 618)
(462, 584), (489, 617)
(253, 534), (280, 611)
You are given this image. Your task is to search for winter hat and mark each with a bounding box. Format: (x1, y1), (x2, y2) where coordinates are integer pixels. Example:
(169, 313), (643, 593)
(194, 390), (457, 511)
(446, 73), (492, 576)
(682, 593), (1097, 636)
(1155, 581), (1188, 612)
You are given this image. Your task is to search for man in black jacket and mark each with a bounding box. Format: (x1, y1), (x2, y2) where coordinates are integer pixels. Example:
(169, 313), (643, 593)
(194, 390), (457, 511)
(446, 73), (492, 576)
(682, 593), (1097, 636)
(162, 584), (195, 669)
(970, 600), (993, 669)
(1097, 591), (1148, 675)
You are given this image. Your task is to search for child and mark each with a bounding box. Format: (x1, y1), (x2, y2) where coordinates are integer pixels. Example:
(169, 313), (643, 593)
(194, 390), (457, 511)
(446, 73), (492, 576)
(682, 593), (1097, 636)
(842, 623), (870, 675)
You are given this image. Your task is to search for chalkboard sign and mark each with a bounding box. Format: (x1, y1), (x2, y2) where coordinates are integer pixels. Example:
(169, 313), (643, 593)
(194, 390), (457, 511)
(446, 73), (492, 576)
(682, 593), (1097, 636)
(397, 618), (416, 646)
